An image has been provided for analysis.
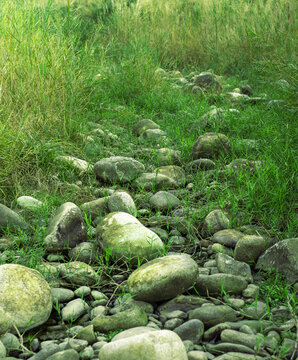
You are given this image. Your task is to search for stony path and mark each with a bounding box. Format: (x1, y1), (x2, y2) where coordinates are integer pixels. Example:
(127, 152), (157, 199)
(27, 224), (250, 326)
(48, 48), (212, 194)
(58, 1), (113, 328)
(0, 71), (297, 360)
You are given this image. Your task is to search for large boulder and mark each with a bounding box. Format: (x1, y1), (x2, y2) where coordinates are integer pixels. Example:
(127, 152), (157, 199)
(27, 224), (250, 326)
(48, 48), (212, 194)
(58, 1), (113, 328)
(96, 212), (163, 262)
(192, 133), (231, 160)
(127, 254), (199, 302)
(256, 238), (298, 284)
(44, 202), (87, 252)
(0, 264), (52, 333)
(94, 156), (145, 184)
(0, 204), (28, 232)
(98, 330), (188, 360)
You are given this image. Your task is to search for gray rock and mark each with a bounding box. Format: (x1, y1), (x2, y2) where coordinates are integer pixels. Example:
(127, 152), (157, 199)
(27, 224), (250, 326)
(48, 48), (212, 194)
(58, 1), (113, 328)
(0, 264), (52, 333)
(61, 298), (89, 322)
(75, 325), (96, 344)
(79, 345), (94, 359)
(242, 284), (259, 298)
(132, 119), (160, 137)
(127, 254), (199, 302)
(203, 323), (231, 341)
(220, 329), (264, 349)
(213, 353), (264, 360)
(108, 191), (137, 216)
(216, 253), (253, 283)
(202, 209), (230, 236)
(164, 318), (184, 330)
(195, 273), (247, 296)
(91, 307), (148, 332)
(74, 286), (91, 298)
(0, 333), (20, 352)
(0, 204), (28, 232)
(241, 301), (268, 319)
(211, 229), (244, 248)
(96, 212), (163, 262)
(134, 173), (178, 191)
(98, 330), (188, 360)
(51, 288), (74, 303)
(155, 166), (186, 186)
(0, 340), (6, 358)
(173, 319), (204, 343)
(68, 242), (97, 264)
(149, 191), (181, 211)
(16, 196), (44, 211)
(256, 238), (298, 284)
(187, 159), (216, 171)
(142, 129), (167, 142)
(94, 156), (145, 183)
(192, 133), (231, 160)
(58, 261), (98, 286)
(111, 327), (158, 342)
(44, 202), (87, 252)
(149, 227), (169, 242)
(234, 235), (267, 264)
(187, 351), (208, 360)
(28, 343), (60, 360)
(62, 338), (88, 352)
(155, 148), (182, 165)
(157, 295), (209, 314)
(80, 198), (108, 221)
(47, 349), (79, 360)
(206, 342), (255, 355)
(189, 305), (239, 328)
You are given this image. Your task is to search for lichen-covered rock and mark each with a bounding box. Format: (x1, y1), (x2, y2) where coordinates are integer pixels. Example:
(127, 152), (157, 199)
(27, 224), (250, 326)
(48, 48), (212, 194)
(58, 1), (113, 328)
(58, 261), (99, 286)
(155, 148), (182, 165)
(44, 202), (87, 252)
(127, 254), (199, 302)
(149, 191), (181, 211)
(134, 173), (178, 191)
(234, 235), (267, 264)
(0, 204), (28, 232)
(155, 166), (186, 186)
(94, 156), (145, 184)
(132, 119), (160, 137)
(108, 191), (137, 216)
(98, 330), (188, 360)
(189, 305), (239, 328)
(202, 209), (230, 235)
(0, 264), (52, 333)
(192, 133), (231, 160)
(195, 274), (248, 296)
(96, 212), (163, 262)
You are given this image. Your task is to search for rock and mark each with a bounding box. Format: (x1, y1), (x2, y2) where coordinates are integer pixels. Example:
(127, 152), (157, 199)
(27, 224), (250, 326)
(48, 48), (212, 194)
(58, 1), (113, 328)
(111, 327), (158, 341)
(155, 148), (182, 165)
(241, 301), (268, 319)
(220, 329), (264, 349)
(55, 156), (93, 173)
(155, 166), (185, 186)
(202, 209), (230, 235)
(149, 227), (169, 242)
(234, 235), (267, 264)
(16, 196), (44, 211)
(98, 330), (188, 360)
(0, 204), (28, 232)
(226, 158), (262, 175)
(206, 342), (256, 355)
(132, 119), (160, 137)
(134, 173), (178, 191)
(226, 92), (250, 102)
(189, 305), (239, 328)
(94, 156), (145, 183)
(187, 351), (208, 360)
(187, 159), (216, 171)
(192, 133), (231, 160)
(157, 295), (209, 313)
(195, 274), (248, 296)
(51, 288), (74, 303)
(74, 286), (91, 298)
(241, 84), (253, 96)
(242, 284), (259, 299)
(216, 253), (253, 283)
(28, 343), (60, 360)
(191, 72), (220, 89)
(173, 319), (204, 343)
(0, 340), (6, 358)
(44, 202), (87, 252)
(211, 229), (244, 248)
(203, 323), (231, 341)
(61, 298), (89, 322)
(47, 349), (79, 360)
(0, 264), (52, 333)
(149, 191), (181, 211)
(142, 129), (167, 141)
(276, 79), (290, 89)
(58, 261), (98, 286)
(96, 212), (163, 262)
(91, 307), (148, 332)
(0, 237), (16, 251)
(76, 325), (96, 343)
(213, 353), (264, 360)
(68, 242), (97, 263)
(80, 198), (109, 220)
(108, 191), (137, 216)
(0, 333), (20, 352)
(127, 254), (199, 302)
(256, 238), (298, 284)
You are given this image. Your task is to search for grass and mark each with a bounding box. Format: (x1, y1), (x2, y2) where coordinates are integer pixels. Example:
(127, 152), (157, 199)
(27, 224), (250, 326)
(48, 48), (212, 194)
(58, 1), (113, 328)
(0, 0), (297, 350)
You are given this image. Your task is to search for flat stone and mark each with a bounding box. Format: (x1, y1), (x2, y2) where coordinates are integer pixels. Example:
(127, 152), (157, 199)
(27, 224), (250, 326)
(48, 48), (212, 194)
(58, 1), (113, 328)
(98, 330), (188, 360)
(149, 191), (181, 211)
(189, 305), (239, 328)
(213, 353), (264, 360)
(157, 295), (209, 313)
(206, 342), (255, 355)
(44, 202), (87, 252)
(211, 229), (244, 248)
(195, 274), (248, 296)
(0, 204), (28, 232)
(111, 327), (158, 342)
(16, 196), (44, 211)
(216, 253), (253, 283)
(127, 254), (199, 302)
(220, 329), (264, 349)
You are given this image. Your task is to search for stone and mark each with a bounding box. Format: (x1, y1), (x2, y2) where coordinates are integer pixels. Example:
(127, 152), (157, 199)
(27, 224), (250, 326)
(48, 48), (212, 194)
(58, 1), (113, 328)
(127, 254), (199, 302)
(195, 274), (248, 296)
(211, 229), (244, 248)
(202, 209), (230, 236)
(28, 343), (60, 360)
(74, 286), (91, 298)
(234, 235), (267, 264)
(79, 346), (94, 359)
(51, 288), (74, 303)
(108, 191), (137, 216)
(216, 253), (253, 283)
(0, 204), (28, 232)
(0, 237), (15, 251)
(61, 298), (89, 322)
(96, 212), (163, 262)
(134, 173), (178, 191)
(187, 351), (208, 360)
(149, 191), (181, 211)
(149, 227), (169, 242)
(203, 323), (231, 341)
(0, 340), (6, 358)
(142, 129), (167, 141)
(206, 342), (255, 355)
(0, 333), (20, 352)
(155, 166), (185, 186)
(157, 295), (209, 313)
(226, 92), (250, 102)
(55, 156), (93, 173)
(91, 307), (148, 332)
(187, 159), (215, 171)
(189, 305), (239, 328)
(58, 261), (98, 286)
(80, 198), (108, 221)
(220, 329), (264, 349)
(173, 319), (204, 343)
(16, 196), (43, 211)
(241, 84), (253, 96)
(155, 148), (182, 165)
(94, 156), (145, 183)
(132, 119), (160, 137)
(68, 242), (97, 263)
(0, 264), (52, 333)
(112, 327), (158, 341)
(242, 284), (259, 298)
(226, 158), (261, 174)
(98, 330), (188, 360)
(76, 325), (96, 343)
(44, 202), (87, 252)
(256, 238), (298, 284)
(47, 349), (79, 360)
(213, 353), (264, 360)
(192, 133), (231, 160)
(241, 301), (268, 319)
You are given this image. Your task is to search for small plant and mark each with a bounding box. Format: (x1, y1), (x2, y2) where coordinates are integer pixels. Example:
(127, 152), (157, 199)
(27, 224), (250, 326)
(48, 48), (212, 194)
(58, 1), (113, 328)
(105, 329), (124, 342)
